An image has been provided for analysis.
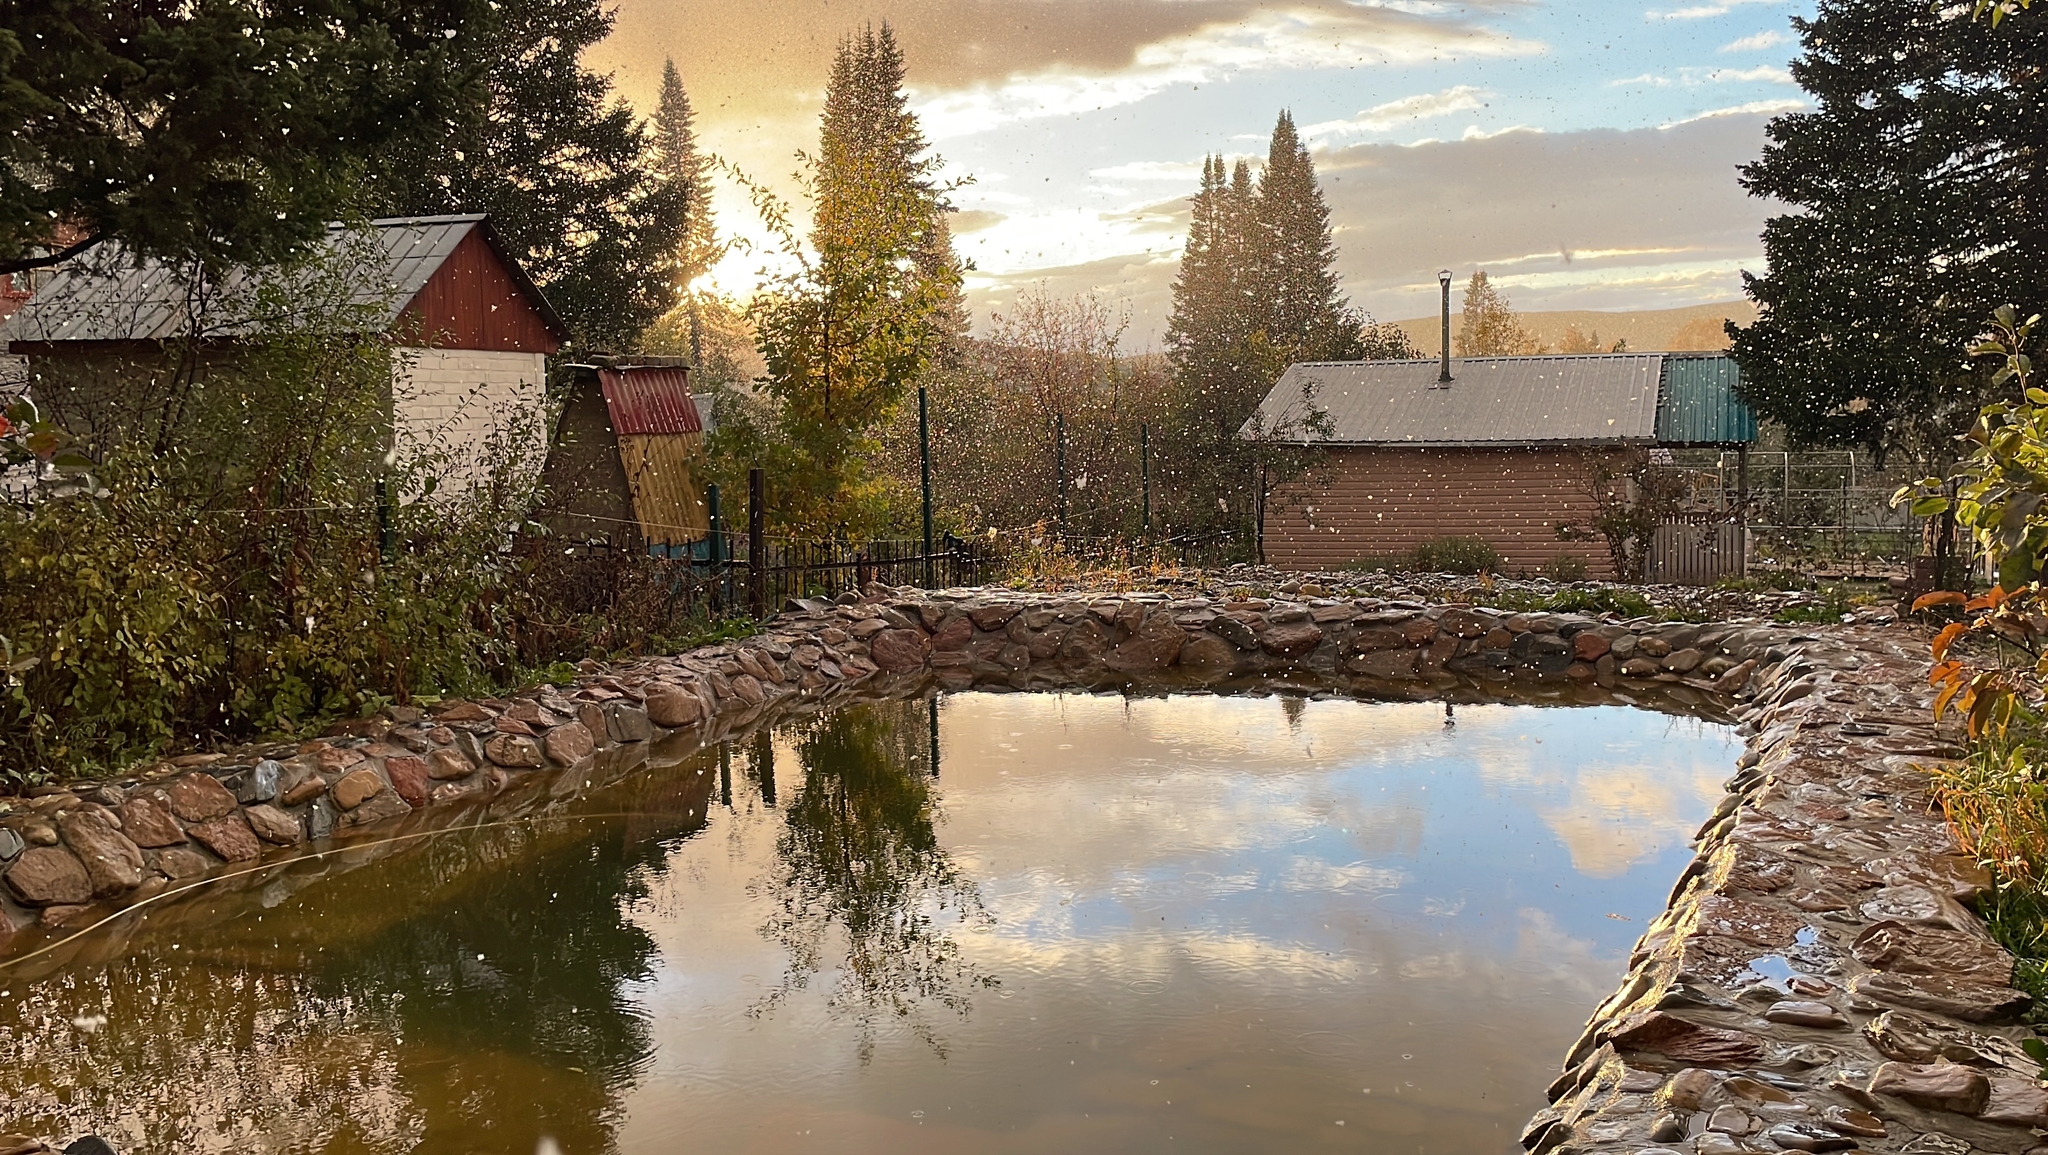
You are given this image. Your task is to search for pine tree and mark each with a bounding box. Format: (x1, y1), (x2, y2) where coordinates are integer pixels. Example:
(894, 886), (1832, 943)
(653, 59), (719, 290)
(1730, 0), (2048, 460)
(1254, 111), (1361, 363)
(1160, 115), (1403, 542)
(1457, 271), (1544, 356)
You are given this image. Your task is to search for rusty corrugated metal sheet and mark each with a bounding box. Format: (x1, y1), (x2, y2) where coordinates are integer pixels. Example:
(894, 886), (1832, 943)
(1245, 354), (1662, 446)
(617, 432), (708, 543)
(599, 367), (701, 436)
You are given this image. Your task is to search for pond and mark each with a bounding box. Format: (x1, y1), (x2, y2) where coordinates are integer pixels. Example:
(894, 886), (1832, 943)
(0, 692), (1737, 1154)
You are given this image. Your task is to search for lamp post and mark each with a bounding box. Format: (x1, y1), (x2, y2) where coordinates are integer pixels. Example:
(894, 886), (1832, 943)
(1438, 269), (1455, 384)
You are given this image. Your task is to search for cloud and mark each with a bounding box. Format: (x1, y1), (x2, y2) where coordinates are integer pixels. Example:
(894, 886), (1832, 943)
(1611, 64), (1796, 88)
(1659, 97), (1808, 127)
(1299, 86), (1492, 141)
(1088, 160), (1209, 183)
(913, 8), (1541, 139)
(1720, 29), (1792, 51)
(1647, 0), (1784, 18)
(949, 209), (1007, 234)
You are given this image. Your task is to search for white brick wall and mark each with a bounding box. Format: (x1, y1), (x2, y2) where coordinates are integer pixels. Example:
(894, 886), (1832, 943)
(391, 347), (547, 495)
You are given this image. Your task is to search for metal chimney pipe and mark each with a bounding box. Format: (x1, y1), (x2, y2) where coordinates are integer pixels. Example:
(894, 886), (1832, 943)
(1438, 269), (1454, 384)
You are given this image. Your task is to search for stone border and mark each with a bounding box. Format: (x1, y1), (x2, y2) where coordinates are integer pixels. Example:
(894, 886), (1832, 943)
(0, 583), (2025, 1155)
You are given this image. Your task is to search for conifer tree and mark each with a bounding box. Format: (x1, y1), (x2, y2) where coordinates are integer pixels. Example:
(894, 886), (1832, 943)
(369, 0), (690, 351)
(1730, 0), (2048, 460)
(1254, 111), (1362, 363)
(653, 59), (719, 290)
(1160, 113), (1408, 543)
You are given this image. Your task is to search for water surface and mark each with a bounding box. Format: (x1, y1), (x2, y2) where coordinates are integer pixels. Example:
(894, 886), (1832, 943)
(0, 693), (1735, 1154)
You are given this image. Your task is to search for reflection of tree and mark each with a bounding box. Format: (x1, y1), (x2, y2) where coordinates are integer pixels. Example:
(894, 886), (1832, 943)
(0, 752), (717, 1154)
(752, 699), (995, 1061)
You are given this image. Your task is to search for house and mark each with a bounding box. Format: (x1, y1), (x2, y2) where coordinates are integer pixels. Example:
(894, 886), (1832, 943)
(1243, 352), (1757, 578)
(1, 214), (567, 491)
(538, 357), (714, 551)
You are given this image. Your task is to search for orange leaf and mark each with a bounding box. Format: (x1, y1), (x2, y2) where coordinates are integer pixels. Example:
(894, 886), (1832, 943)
(1930, 659), (1964, 686)
(1935, 678), (1965, 721)
(1931, 622), (1967, 661)
(1915, 591), (1968, 611)
(1967, 586), (2011, 612)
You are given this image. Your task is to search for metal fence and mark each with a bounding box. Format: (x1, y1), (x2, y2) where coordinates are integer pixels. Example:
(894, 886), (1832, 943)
(1651, 451), (1927, 575)
(541, 531), (998, 621)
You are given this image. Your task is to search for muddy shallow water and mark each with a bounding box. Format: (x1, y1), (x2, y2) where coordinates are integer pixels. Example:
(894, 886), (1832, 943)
(0, 692), (1735, 1154)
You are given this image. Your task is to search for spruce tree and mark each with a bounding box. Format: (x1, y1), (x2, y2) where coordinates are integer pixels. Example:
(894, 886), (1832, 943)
(1255, 111), (1362, 363)
(653, 59), (720, 290)
(1730, 0), (2048, 459)
(368, 0), (690, 351)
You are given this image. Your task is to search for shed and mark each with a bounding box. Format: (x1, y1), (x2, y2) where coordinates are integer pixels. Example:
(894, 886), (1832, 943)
(1244, 352), (1756, 578)
(539, 359), (710, 549)
(2, 214), (567, 491)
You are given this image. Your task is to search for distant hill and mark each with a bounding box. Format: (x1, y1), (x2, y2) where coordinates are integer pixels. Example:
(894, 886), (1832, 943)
(1388, 300), (1757, 355)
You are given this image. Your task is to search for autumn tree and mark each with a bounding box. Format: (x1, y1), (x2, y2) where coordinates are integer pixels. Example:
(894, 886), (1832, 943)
(725, 23), (963, 537)
(1457, 271), (1544, 356)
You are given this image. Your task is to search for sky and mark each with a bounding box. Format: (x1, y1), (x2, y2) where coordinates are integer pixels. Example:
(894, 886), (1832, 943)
(585, 0), (1816, 344)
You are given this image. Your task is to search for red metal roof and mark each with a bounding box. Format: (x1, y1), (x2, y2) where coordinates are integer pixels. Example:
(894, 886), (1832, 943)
(598, 366), (700, 436)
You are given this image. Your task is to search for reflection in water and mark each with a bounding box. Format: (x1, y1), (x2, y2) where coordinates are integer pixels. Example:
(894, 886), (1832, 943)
(0, 693), (1735, 1155)
(0, 750), (716, 1153)
(751, 700), (995, 1061)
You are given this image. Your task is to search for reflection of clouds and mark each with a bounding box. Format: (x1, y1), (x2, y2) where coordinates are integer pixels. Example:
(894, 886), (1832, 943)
(1537, 758), (1725, 878)
(1464, 714), (1730, 879)
(1278, 857), (1406, 894)
(1513, 908), (1628, 1003)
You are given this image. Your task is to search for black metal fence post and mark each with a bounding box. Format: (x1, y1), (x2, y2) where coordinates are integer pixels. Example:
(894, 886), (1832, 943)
(1055, 413), (1067, 540)
(748, 467), (766, 618)
(1140, 421), (1151, 536)
(919, 385), (934, 589)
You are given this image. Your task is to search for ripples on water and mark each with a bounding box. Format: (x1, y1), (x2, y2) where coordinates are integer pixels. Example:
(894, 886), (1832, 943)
(0, 693), (1734, 1154)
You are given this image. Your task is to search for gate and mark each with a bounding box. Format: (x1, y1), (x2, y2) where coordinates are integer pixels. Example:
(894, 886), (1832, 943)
(1646, 523), (1746, 586)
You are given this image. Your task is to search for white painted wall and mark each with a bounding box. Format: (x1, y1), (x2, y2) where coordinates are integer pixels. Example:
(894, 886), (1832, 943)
(390, 347), (547, 496)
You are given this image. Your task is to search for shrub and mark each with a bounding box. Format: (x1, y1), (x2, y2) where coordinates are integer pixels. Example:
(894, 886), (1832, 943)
(1410, 536), (1501, 575)
(1542, 554), (1588, 582)
(1543, 587), (1653, 619)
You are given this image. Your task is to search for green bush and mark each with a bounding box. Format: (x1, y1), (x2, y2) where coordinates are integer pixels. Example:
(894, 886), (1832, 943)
(1410, 536), (1501, 575)
(1543, 587), (1653, 619)
(1542, 554), (1588, 582)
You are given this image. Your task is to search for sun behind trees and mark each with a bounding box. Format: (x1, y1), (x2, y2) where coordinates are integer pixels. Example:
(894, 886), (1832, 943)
(711, 24), (964, 539)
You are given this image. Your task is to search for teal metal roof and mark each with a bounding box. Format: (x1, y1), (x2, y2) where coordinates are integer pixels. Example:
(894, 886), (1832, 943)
(1656, 354), (1757, 445)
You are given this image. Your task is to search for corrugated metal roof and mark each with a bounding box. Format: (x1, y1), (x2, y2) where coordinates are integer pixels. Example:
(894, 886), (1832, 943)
(599, 367), (701, 436)
(1656, 353), (1756, 445)
(1246, 354), (1664, 446)
(0, 215), (557, 345)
